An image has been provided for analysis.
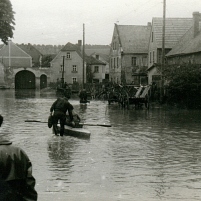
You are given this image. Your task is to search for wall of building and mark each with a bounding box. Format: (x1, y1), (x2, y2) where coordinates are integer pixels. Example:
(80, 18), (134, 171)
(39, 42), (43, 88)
(50, 51), (86, 84)
(1, 57), (31, 68)
(167, 52), (201, 65)
(109, 26), (122, 83)
(121, 54), (148, 84)
(0, 62), (5, 85)
(92, 64), (106, 82)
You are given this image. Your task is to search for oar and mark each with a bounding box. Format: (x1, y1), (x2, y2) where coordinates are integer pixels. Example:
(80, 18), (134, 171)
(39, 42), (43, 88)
(25, 120), (112, 127)
(79, 123), (111, 127)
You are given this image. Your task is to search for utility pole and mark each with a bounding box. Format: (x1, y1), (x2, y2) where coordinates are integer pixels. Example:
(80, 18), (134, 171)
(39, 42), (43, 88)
(161, 0), (166, 102)
(83, 23), (85, 89)
(61, 55), (65, 88)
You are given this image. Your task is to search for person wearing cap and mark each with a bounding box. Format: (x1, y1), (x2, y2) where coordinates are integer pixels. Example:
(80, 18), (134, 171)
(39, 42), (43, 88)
(0, 115), (38, 201)
(50, 92), (74, 136)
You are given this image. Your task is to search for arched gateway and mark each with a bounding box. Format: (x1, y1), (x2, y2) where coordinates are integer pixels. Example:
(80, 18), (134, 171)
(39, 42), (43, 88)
(15, 70), (36, 89)
(40, 74), (47, 89)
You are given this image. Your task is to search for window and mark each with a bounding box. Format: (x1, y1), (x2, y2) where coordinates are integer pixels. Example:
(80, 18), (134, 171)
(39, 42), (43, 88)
(150, 52), (152, 63)
(117, 57), (119, 67)
(153, 51), (155, 63)
(113, 42), (116, 50)
(72, 65), (77, 72)
(66, 52), (71, 59)
(72, 77), (77, 83)
(96, 55), (99, 60)
(132, 57), (137, 66)
(110, 58), (113, 69)
(94, 66), (99, 73)
(114, 58), (116, 68)
(152, 32), (153, 42)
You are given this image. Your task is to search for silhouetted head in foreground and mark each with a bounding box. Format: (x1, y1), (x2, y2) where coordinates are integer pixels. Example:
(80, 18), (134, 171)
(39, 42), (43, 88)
(0, 115), (3, 127)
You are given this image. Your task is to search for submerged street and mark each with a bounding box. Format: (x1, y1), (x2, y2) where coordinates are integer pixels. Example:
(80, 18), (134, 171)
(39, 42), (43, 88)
(1, 89), (201, 201)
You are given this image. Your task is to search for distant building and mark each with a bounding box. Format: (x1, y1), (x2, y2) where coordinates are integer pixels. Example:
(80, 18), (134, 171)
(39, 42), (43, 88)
(50, 40), (86, 84)
(166, 12), (201, 65)
(17, 43), (43, 67)
(147, 17), (193, 85)
(85, 55), (106, 83)
(109, 23), (151, 85)
(90, 53), (109, 82)
(0, 41), (49, 89)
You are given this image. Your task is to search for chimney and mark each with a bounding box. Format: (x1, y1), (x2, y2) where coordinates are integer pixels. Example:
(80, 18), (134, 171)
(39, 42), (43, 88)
(193, 11), (200, 38)
(78, 40), (82, 51)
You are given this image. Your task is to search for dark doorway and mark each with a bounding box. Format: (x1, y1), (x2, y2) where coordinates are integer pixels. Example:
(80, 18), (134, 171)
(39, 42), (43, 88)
(40, 74), (47, 89)
(15, 70), (36, 89)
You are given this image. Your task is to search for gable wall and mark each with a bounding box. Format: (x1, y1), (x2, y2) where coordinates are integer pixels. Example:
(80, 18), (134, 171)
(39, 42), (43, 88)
(109, 25), (122, 83)
(50, 51), (85, 84)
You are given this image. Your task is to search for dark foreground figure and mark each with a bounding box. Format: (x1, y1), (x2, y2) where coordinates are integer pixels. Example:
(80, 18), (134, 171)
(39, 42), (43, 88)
(0, 115), (38, 201)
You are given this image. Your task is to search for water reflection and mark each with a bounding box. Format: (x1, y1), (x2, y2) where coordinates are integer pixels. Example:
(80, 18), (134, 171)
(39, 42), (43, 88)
(15, 89), (36, 99)
(47, 137), (76, 171)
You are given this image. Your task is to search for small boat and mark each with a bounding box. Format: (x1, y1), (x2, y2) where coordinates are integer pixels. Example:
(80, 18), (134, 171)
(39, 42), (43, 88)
(59, 125), (91, 139)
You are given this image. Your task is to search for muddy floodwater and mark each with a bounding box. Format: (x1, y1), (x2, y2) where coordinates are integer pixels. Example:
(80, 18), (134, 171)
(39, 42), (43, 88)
(1, 89), (201, 201)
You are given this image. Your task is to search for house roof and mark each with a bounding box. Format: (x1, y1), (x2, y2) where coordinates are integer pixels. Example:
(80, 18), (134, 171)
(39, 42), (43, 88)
(61, 42), (81, 52)
(116, 24), (151, 53)
(152, 17), (193, 49)
(85, 56), (106, 65)
(61, 42), (84, 58)
(0, 41), (31, 58)
(166, 23), (201, 56)
(17, 43), (43, 56)
(90, 52), (109, 63)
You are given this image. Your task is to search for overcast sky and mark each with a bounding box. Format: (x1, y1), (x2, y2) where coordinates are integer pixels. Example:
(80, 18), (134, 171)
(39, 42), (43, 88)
(10, 0), (201, 45)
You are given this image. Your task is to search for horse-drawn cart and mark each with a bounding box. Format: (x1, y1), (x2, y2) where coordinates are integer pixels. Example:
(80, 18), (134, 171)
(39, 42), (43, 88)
(107, 84), (151, 109)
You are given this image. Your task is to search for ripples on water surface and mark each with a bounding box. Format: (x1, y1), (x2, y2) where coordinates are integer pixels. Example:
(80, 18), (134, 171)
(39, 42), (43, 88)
(1, 89), (201, 201)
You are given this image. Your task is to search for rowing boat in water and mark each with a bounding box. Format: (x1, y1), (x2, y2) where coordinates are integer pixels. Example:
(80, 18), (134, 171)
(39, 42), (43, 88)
(58, 125), (91, 139)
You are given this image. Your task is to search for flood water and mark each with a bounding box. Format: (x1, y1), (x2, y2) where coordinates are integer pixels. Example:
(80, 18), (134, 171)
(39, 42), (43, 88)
(1, 89), (201, 201)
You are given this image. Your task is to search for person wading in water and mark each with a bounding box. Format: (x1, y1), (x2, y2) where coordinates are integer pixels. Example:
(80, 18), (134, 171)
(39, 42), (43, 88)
(50, 92), (75, 136)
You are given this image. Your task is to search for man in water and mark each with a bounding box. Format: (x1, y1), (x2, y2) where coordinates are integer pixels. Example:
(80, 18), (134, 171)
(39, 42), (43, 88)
(50, 92), (75, 136)
(0, 115), (38, 201)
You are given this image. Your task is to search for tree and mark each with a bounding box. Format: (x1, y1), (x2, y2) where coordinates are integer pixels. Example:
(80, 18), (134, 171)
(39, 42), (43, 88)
(161, 63), (201, 108)
(0, 0), (15, 44)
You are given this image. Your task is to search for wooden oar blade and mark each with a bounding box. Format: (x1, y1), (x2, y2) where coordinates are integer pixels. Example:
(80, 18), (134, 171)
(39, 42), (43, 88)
(25, 120), (47, 123)
(80, 123), (112, 127)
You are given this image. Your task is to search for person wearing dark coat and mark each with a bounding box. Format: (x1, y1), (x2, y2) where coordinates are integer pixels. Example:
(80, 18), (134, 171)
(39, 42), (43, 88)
(79, 89), (88, 102)
(50, 92), (74, 136)
(0, 115), (38, 201)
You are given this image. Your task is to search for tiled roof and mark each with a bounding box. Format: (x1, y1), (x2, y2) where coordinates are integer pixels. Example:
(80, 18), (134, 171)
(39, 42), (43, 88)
(0, 41), (31, 58)
(85, 56), (106, 65)
(61, 42), (81, 52)
(166, 23), (201, 56)
(18, 43), (43, 56)
(117, 24), (151, 53)
(153, 18), (193, 48)
(61, 42), (83, 58)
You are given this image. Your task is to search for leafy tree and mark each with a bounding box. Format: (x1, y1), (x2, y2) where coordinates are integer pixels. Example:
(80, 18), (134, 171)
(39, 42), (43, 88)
(41, 54), (55, 67)
(161, 63), (201, 108)
(0, 0), (15, 44)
